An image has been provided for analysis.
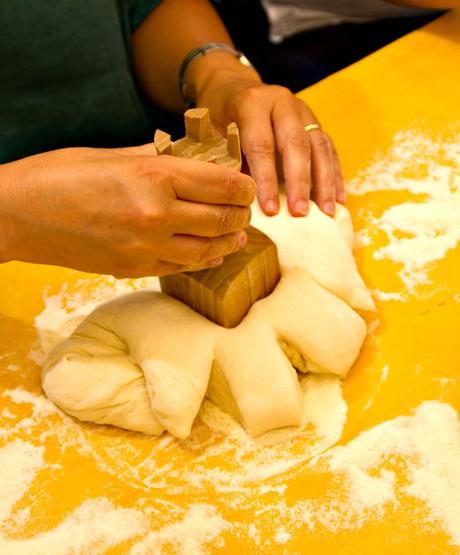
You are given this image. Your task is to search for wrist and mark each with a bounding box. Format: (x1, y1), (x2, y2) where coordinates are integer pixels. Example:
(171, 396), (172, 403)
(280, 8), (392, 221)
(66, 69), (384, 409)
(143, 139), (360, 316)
(185, 50), (261, 106)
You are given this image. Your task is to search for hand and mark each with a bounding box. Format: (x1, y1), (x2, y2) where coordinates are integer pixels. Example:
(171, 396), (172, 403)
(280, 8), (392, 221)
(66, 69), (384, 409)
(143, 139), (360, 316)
(0, 145), (255, 277)
(196, 69), (344, 217)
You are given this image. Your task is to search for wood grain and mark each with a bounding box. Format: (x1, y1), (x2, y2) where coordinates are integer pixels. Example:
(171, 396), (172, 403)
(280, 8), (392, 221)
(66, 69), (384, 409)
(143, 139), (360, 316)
(155, 107), (242, 170)
(157, 108), (279, 326)
(160, 226), (280, 328)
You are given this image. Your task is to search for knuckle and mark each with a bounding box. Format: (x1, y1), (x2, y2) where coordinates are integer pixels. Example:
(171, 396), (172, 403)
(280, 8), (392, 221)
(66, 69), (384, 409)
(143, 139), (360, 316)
(271, 84), (292, 98)
(236, 84), (262, 104)
(256, 170), (277, 188)
(197, 238), (214, 264)
(247, 137), (275, 157)
(216, 207), (236, 234)
(242, 206), (252, 227)
(222, 170), (245, 202)
(135, 204), (166, 229)
(285, 129), (309, 150)
(314, 132), (331, 154)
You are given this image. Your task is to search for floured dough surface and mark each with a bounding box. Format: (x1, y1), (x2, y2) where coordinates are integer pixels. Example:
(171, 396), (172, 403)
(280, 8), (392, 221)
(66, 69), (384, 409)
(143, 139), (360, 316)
(42, 198), (375, 438)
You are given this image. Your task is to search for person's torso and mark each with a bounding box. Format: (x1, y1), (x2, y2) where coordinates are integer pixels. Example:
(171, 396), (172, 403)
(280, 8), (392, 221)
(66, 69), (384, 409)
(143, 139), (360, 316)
(0, 1), (154, 163)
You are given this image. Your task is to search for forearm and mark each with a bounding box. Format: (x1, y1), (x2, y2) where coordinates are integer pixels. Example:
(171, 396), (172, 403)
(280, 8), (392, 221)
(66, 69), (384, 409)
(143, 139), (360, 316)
(0, 162), (17, 263)
(131, 0), (259, 112)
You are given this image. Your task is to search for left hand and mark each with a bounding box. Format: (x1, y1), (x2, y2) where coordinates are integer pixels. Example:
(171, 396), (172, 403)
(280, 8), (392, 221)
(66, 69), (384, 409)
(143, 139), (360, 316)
(196, 72), (345, 217)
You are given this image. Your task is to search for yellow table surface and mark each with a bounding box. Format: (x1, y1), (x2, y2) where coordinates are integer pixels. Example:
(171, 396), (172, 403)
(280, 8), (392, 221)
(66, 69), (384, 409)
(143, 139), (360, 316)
(1, 10), (460, 554)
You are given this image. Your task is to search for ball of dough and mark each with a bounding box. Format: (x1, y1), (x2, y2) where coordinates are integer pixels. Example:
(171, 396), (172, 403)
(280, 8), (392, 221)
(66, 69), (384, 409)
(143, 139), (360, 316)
(42, 199), (375, 438)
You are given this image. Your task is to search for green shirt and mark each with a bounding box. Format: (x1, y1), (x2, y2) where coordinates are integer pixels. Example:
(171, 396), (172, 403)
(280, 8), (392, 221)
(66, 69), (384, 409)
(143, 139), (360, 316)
(0, 1), (162, 163)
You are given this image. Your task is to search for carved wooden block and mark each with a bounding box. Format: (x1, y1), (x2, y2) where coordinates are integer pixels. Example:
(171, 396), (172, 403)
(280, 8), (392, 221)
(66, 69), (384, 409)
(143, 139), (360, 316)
(158, 108), (280, 327)
(154, 107), (242, 170)
(160, 226), (280, 328)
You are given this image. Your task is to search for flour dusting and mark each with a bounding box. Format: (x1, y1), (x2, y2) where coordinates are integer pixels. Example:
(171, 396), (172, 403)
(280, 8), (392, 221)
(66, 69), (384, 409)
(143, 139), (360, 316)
(314, 401), (460, 545)
(34, 275), (159, 359)
(2, 127), (460, 551)
(129, 505), (229, 555)
(0, 440), (44, 525)
(349, 129), (460, 291)
(1, 498), (148, 555)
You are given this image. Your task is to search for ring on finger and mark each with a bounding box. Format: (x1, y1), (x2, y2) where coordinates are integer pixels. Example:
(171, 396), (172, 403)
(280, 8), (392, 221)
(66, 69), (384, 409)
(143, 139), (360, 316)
(304, 123), (321, 133)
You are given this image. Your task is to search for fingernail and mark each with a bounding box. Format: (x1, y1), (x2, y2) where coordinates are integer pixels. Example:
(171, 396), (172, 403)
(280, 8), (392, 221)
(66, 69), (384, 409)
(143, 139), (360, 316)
(337, 191), (347, 204)
(238, 231), (248, 247)
(295, 200), (309, 216)
(265, 200), (279, 215)
(210, 257), (224, 266)
(324, 201), (335, 216)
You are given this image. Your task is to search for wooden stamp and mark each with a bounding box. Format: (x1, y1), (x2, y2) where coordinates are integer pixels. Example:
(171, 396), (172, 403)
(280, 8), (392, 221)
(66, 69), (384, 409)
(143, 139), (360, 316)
(154, 107), (242, 169)
(160, 226), (280, 328)
(158, 108), (281, 328)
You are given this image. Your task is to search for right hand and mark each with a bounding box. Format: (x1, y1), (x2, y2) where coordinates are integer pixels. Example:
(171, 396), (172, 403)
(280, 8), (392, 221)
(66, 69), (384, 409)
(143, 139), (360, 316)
(0, 145), (256, 277)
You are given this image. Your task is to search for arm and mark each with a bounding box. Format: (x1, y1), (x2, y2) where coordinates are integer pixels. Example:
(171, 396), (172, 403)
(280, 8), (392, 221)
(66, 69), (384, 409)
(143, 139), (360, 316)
(132, 0), (253, 113)
(132, 0), (344, 217)
(0, 148), (254, 275)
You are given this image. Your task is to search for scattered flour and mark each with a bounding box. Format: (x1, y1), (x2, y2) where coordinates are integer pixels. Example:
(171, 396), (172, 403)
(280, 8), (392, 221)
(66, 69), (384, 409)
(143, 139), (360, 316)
(311, 401), (460, 545)
(348, 129), (460, 292)
(372, 290), (406, 302)
(1, 498), (148, 555)
(0, 278), (460, 555)
(34, 275), (159, 358)
(0, 440), (44, 525)
(29, 278), (350, 493)
(274, 527), (291, 544)
(129, 505), (230, 555)
(381, 365), (389, 382)
(2, 128), (460, 551)
(2, 386), (459, 550)
(1, 408), (15, 419)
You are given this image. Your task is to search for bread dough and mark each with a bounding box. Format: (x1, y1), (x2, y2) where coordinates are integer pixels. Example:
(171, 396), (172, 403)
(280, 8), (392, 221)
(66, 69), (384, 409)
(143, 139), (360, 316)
(42, 198), (375, 438)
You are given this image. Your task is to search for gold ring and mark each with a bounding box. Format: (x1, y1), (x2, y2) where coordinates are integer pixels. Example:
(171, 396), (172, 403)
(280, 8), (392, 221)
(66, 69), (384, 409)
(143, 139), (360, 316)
(304, 123), (321, 133)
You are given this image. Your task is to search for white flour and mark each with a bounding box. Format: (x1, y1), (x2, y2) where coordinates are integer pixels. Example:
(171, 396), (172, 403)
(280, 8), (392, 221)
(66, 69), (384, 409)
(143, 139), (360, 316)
(129, 505), (229, 555)
(0, 440), (44, 525)
(1, 127), (460, 552)
(2, 400), (459, 551)
(33, 275), (159, 361)
(349, 129), (460, 292)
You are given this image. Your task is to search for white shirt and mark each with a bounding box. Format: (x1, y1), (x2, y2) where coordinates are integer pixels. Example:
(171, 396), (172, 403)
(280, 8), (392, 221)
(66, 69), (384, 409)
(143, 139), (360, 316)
(261, 0), (437, 43)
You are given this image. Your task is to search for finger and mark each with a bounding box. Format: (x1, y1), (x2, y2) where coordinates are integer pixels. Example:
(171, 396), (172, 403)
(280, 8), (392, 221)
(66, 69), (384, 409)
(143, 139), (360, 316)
(272, 100), (311, 217)
(168, 157), (256, 207)
(162, 231), (247, 266)
(172, 201), (251, 238)
(112, 259), (183, 279)
(329, 139), (346, 204)
(158, 257), (224, 275)
(310, 131), (336, 216)
(181, 257), (224, 273)
(237, 103), (279, 216)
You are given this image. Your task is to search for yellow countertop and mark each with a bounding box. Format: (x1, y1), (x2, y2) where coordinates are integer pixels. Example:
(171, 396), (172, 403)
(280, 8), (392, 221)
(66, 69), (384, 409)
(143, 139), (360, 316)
(1, 10), (460, 554)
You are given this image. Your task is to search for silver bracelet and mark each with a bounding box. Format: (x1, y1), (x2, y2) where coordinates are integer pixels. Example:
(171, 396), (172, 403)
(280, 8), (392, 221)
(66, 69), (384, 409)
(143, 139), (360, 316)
(179, 42), (254, 108)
